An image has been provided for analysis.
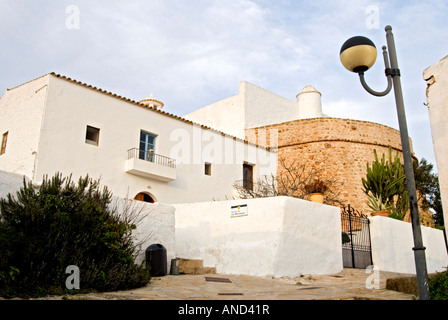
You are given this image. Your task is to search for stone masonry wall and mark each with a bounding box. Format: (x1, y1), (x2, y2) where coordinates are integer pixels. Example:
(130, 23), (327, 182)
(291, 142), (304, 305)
(248, 118), (434, 227)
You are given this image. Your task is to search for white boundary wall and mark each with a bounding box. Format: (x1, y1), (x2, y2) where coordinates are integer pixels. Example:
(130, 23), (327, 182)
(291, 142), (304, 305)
(174, 196), (343, 278)
(3, 170), (447, 277)
(128, 200), (176, 266)
(370, 216), (448, 274)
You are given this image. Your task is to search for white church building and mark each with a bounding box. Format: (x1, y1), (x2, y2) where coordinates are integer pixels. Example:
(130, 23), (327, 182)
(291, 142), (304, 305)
(0, 73), (277, 204)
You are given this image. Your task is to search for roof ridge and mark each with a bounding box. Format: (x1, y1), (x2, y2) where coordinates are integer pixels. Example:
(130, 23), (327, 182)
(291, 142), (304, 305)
(6, 73), (53, 91)
(47, 73), (271, 151)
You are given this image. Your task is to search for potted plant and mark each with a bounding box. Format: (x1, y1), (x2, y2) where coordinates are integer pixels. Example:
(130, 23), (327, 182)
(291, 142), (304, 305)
(366, 194), (391, 217)
(305, 179), (327, 203)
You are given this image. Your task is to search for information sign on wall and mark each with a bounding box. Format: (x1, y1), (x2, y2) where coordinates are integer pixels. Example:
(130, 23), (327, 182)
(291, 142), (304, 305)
(231, 204), (248, 218)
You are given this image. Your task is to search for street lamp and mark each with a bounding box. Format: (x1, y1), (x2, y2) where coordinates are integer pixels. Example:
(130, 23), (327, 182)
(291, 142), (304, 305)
(340, 26), (430, 300)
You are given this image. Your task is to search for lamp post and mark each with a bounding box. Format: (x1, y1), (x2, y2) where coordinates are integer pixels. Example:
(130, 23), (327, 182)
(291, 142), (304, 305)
(340, 25), (430, 300)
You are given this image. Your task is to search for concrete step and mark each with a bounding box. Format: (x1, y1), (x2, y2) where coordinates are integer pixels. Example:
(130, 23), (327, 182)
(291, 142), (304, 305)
(177, 258), (216, 275)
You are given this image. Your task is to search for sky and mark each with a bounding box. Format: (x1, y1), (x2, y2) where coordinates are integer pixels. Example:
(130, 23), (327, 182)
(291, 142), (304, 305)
(1, 0), (447, 171)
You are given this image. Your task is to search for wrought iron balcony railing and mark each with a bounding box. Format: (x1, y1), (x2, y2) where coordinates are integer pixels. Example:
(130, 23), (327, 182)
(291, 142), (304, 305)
(127, 148), (176, 169)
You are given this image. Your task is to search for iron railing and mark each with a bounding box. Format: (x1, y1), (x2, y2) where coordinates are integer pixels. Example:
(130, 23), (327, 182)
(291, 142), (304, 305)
(341, 205), (372, 269)
(127, 148), (176, 169)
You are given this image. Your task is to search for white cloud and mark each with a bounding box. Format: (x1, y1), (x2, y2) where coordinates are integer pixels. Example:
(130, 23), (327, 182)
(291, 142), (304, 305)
(0, 0), (445, 167)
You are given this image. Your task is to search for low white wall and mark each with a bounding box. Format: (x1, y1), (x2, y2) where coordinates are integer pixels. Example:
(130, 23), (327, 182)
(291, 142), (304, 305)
(174, 196), (343, 278)
(0, 170), (30, 199)
(370, 216), (448, 274)
(110, 197), (176, 268)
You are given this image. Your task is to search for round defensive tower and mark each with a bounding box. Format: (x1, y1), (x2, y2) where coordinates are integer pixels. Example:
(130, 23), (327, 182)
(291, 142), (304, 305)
(250, 115), (434, 227)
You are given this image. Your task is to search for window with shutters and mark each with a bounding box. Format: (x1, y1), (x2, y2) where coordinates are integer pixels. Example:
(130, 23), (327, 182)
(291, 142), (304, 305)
(1, 132), (8, 155)
(205, 162), (212, 176)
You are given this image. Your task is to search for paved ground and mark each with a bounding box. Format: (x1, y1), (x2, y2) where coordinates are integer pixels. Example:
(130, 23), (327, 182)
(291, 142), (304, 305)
(46, 268), (415, 300)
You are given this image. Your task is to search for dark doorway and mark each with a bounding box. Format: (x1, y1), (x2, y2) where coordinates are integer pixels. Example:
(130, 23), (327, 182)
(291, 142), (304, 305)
(134, 192), (156, 203)
(243, 163), (254, 191)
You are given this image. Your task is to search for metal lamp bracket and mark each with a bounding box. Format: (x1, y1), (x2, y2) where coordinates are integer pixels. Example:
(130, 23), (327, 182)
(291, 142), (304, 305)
(385, 68), (401, 77)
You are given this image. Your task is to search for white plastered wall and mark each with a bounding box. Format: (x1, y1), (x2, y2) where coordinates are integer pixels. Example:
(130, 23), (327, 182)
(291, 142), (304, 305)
(117, 198), (176, 267)
(184, 93), (245, 139)
(0, 170), (30, 199)
(0, 75), (50, 178)
(370, 216), (448, 274)
(423, 55), (448, 233)
(28, 75), (276, 204)
(185, 81), (300, 139)
(242, 82), (299, 129)
(174, 196), (343, 277)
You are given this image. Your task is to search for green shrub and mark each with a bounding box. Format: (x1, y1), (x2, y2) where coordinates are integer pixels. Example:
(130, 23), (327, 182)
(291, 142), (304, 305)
(0, 173), (150, 298)
(429, 268), (448, 300)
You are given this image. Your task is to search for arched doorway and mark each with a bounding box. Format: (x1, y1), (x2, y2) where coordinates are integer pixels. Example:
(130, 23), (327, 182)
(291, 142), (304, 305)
(134, 192), (156, 203)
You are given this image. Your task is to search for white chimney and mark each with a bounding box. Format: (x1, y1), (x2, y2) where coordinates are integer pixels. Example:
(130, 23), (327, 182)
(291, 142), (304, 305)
(296, 85), (323, 119)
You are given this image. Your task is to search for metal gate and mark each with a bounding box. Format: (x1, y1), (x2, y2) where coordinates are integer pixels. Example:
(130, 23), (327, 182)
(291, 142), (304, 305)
(341, 205), (372, 269)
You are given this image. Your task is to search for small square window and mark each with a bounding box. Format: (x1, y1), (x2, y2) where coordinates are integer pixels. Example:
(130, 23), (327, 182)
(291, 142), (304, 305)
(85, 126), (100, 146)
(1, 131), (8, 155)
(205, 162), (212, 176)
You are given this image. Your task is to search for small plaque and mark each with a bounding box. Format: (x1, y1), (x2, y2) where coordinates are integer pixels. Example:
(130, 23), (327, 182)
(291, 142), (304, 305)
(231, 204), (248, 218)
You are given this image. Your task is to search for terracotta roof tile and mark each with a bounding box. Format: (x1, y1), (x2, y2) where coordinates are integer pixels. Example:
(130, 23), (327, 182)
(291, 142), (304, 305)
(6, 72), (272, 151)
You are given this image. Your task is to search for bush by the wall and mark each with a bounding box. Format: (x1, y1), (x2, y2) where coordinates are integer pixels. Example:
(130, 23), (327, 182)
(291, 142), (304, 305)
(429, 268), (448, 300)
(0, 173), (150, 298)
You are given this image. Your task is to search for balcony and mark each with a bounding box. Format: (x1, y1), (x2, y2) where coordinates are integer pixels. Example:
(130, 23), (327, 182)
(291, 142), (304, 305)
(125, 148), (176, 182)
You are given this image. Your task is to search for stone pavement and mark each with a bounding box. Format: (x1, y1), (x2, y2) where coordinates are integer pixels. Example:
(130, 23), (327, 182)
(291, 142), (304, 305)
(56, 268), (415, 300)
